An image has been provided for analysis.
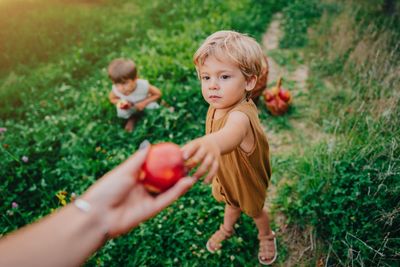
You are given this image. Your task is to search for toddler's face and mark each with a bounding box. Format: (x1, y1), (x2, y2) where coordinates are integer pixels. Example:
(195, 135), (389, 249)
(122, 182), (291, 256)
(198, 55), (255, 110)
(115, 79), (137, 95)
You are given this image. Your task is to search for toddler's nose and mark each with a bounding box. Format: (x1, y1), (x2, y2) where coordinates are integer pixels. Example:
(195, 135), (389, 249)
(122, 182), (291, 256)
(209, 78), (219, 90)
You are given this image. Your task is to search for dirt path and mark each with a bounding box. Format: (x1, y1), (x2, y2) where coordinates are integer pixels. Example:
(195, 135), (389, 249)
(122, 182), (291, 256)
(261, 13), (326, 266)
(261, 13), (315, 156)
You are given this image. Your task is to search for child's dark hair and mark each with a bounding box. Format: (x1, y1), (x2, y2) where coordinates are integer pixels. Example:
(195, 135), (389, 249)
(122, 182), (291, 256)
(107, 58), (137, 83)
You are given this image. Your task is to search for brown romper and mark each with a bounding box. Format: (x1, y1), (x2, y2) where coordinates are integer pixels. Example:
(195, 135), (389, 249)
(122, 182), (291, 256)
(206, 100), (272, 217)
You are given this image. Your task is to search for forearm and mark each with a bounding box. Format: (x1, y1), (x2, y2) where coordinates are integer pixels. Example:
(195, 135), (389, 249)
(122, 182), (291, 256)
(137, 94), (161, 107)
(109, 92), (120, 105)
(204, 111), (248, 155)
(204, 129), (243, 155)
(0, 203), (107, 267)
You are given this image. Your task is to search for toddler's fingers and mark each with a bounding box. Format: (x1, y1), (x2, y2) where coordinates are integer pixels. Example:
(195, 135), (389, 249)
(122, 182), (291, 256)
(181, 142), (197, 160)
(193, 154), (214, 178)
(189, 146), (207, 167)
(204, 161), (219, 184)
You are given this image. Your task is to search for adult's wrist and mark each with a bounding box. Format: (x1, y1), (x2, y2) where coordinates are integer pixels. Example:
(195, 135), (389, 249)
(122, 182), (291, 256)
(73, 197), (110, 244)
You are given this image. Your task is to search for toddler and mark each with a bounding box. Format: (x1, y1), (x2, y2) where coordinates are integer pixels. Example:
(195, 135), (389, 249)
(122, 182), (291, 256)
(108, 58), (161, 132)
(182, 31), (277, 265)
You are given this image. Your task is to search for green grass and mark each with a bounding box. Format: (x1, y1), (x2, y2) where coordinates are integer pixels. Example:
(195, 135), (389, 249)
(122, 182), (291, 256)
(2, 0), (398, 266)
(274, 1), (400, 266)
(0, 0), (290, 266)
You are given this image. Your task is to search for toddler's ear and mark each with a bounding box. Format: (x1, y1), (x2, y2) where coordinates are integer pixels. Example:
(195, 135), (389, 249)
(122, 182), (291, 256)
(245, 75), (257, 91)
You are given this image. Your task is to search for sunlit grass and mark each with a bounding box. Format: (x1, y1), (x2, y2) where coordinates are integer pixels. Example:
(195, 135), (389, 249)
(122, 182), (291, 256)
(0, 0), (111, 77)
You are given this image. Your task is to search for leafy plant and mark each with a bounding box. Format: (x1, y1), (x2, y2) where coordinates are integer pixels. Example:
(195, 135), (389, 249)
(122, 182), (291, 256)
(275, 1), (400, 265)
(280, 0), (323, 48)
(0, 0), (289, 266)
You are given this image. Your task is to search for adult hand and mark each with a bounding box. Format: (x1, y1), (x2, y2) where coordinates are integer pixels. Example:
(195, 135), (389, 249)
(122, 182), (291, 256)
(81, 144), (195, 238)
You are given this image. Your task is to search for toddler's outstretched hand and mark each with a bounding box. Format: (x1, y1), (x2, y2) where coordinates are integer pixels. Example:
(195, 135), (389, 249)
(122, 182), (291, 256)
(182, 136), (220, 183)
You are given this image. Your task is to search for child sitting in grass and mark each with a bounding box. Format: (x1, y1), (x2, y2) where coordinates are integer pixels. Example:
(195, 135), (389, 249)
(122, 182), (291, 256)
(182, 30), (277, 265)
(107, 58), (161, 132)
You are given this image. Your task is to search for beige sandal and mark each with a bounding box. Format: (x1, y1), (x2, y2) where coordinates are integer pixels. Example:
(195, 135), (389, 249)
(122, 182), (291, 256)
(258, 231), (277, 265)
(206, 224), (234, 253)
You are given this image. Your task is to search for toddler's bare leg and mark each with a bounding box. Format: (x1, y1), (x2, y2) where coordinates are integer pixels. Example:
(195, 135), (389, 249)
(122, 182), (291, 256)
(253, 207), (277, 265)
(223, 205), (241, 231)
(252, 207), (272, 236)
(124, 116), (137, 132)
(206, 205), (241, 253)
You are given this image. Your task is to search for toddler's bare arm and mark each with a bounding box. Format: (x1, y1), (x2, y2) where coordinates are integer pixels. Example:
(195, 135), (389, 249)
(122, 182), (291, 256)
(134, 84), (162, 111)
(182, 111), (250, 182)
(109, 91), (120, 105)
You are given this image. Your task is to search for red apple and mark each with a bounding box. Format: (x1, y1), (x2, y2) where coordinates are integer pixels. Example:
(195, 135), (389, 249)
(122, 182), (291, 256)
(266, 97), (288, 115)
(263, 77), (292, 115)
(278, 89), (291, 102)
(139, 142), (187, 193)
(264, 90), (274, 102)
(117, 100), (130, 110)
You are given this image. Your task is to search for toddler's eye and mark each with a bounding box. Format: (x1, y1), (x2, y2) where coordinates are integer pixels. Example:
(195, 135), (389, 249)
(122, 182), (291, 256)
(221, 75), (230, 80)
(201, 76), (210, 80)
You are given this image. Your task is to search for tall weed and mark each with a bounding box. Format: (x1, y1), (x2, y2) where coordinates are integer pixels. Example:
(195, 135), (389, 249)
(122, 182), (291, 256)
(280, 0), (324, 48)
(276, 1), (400, 265)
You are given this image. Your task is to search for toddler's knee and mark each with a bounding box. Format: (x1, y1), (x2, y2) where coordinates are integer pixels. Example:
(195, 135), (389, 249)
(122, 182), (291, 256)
(227, 205), (241, 212)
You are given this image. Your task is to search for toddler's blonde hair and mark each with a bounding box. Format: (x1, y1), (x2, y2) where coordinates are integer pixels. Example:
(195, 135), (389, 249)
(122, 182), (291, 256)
(193, 30), (264, 80)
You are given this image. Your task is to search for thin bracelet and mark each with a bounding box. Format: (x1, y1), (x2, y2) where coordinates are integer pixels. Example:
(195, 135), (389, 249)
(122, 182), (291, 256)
(74, 198), (110, 241)
(74, 199), (91, 213)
